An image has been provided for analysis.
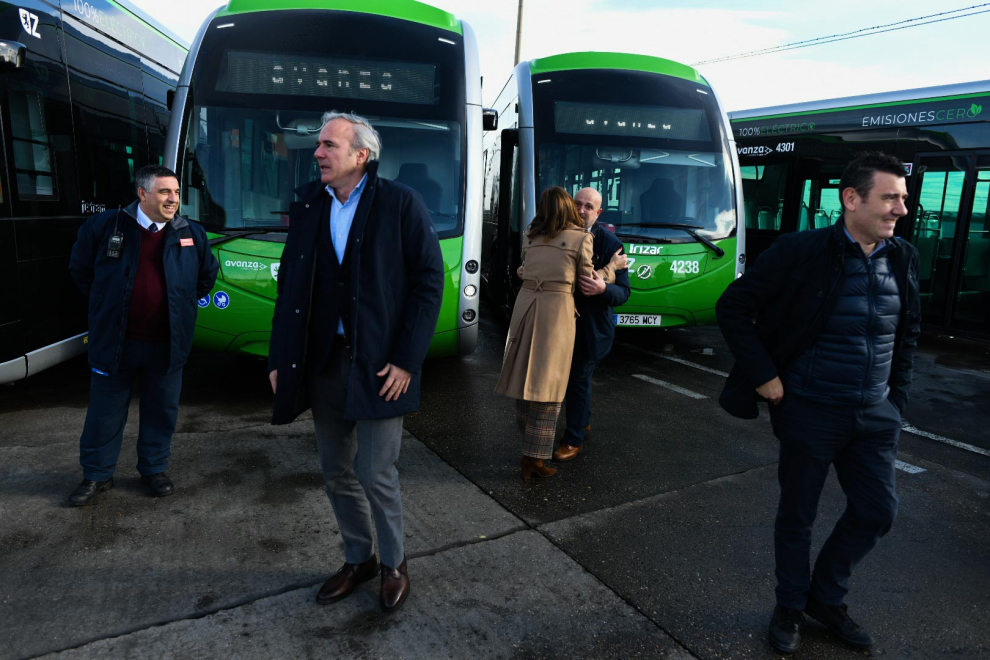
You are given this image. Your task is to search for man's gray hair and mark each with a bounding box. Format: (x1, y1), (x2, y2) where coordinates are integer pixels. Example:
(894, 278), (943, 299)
(322, 111), (381, 161)
(135, 164), (178, 196)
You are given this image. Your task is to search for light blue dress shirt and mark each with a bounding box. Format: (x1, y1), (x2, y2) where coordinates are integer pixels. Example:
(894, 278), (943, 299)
(327, 173), (368, 335)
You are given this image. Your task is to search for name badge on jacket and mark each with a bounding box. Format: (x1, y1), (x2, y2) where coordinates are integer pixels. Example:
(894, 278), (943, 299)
(180, 238), (194, 247)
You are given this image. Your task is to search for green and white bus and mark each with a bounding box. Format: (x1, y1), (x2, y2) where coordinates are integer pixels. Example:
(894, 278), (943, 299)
(165, 0), (489, 358)
(731, 80), (990, 340)
(482, 52), (745, 328)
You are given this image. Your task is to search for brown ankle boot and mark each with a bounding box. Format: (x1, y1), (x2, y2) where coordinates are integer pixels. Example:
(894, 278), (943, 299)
(521, 455), (557, 480)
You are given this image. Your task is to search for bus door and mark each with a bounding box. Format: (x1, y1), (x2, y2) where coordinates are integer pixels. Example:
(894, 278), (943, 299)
(0, 71), (14, 370)
(795, 159), (844, 232)
(738, 159), (790, 265)
(0, 2), (77, 366)
(909, 153), (989, 336)
(486, 127), (520, 315)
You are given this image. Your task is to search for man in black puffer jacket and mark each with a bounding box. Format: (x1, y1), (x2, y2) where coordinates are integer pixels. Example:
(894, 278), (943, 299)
(716, 152), (921, 654)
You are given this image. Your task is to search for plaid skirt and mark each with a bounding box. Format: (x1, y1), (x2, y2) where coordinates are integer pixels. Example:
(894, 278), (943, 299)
(515, 399), (562, 459)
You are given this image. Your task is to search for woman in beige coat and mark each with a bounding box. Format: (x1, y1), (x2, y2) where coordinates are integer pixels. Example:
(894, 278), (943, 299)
(495, 187), (594, 479)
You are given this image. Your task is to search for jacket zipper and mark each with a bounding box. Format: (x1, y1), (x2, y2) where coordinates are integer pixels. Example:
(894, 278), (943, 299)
(864, 254), (876, 406)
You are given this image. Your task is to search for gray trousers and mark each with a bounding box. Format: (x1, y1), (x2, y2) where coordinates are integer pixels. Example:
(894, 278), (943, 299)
(309, 343), (405, 569)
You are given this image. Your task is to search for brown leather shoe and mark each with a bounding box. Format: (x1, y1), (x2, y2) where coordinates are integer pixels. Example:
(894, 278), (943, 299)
(316, 554), (379, 604)
(520, 455), (557, 480)
(552, 443), (585, 462)
(380, 558), (410, 612)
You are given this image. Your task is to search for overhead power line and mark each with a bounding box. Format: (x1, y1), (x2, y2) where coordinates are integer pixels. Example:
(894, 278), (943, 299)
(693, 3), (990, 66)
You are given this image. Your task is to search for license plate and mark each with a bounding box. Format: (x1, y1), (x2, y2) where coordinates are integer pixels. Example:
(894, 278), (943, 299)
(614, 314), (662, 326)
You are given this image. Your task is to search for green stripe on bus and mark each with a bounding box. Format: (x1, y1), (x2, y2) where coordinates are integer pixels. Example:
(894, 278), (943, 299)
(105, 0), (189, 51)
(734, 91), (990, 123)
(216, 0), (463, 34)
(529, 52), (708, 86)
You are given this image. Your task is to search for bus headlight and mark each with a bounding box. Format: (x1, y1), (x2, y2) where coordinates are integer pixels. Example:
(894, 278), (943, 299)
(462, 309), (477, 323)
(464, 284), (477, 298)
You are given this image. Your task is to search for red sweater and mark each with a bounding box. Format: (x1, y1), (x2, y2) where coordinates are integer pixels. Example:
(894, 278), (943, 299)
(127, 225), (170, 342)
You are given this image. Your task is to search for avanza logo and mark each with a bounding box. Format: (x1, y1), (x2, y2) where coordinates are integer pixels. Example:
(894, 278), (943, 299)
(224, 260), (267, 270)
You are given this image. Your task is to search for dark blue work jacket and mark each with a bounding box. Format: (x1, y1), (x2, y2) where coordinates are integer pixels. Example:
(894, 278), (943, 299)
(268, 161), (444, 424)
(574, 222), (631, 362)
(68, 201), (219, 375)
(715, 218), (921, 419)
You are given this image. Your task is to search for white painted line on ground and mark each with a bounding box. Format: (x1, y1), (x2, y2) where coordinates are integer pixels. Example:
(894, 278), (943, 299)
(632, 374), (708, 400)
(895, 460), (927, 474)
(619, 342), (986, 459)
(901, 423), (990, 458)
(617, 342), (730, 377)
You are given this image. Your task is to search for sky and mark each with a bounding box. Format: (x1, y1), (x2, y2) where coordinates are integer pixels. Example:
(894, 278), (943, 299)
(135, 0), (990, 112)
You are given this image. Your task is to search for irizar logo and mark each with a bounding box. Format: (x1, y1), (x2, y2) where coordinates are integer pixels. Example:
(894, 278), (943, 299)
(628, 244), (664, 255)
(271, 263), (280, 281)
(19, 9), (41, 38)
(224, 259), (267, 271)
(636, 264), (653, 280)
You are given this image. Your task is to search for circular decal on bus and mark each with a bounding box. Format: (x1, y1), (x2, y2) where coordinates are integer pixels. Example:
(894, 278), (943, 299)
(197, 296), (210, 308)
(213, 291), (230, 309)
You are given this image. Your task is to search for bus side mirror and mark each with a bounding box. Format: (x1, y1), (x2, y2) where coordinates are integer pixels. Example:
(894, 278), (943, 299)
(483, 108), (498, 132)
(0, 41), (26, 70)
(167, 89), (175, 111)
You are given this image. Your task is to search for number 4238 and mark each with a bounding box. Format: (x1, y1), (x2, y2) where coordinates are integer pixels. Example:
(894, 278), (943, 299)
(669, 260), (700, 274)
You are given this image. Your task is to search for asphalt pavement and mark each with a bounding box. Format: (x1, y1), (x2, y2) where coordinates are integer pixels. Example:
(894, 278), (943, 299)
(1, 307), (988, 659)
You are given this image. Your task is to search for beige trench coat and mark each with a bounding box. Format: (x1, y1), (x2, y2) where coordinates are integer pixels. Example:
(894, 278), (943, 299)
(495, 227), (595, 402)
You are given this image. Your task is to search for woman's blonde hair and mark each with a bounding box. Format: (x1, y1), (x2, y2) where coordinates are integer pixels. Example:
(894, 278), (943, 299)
(527, 187), (584, 239)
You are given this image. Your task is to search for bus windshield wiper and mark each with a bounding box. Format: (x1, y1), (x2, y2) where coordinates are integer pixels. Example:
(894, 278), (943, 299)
(620, 222), (725, 258)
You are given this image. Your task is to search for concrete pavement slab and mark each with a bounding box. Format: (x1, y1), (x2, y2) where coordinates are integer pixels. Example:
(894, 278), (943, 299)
(541, 454), (990, 659)
(0, 426), (522, 659)
(41, 531), (691, 660)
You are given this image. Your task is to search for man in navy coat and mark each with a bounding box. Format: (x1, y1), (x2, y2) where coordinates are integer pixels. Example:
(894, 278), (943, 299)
(68, 165), (219, 506)
(553, 187), (630, 462)
(268, 112), (443, 613)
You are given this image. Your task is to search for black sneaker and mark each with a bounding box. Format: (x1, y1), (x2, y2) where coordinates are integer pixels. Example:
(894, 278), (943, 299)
(768, 605), (803, 654)
(804, 597), (875, 648)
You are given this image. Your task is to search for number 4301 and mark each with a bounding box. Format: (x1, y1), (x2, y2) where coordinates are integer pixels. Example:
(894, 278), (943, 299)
(670, 260), (700, 274)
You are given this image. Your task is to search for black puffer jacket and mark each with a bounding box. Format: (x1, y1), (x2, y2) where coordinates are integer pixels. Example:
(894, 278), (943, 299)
(716, 217), (920, 419)
(783, 240), (901, 406)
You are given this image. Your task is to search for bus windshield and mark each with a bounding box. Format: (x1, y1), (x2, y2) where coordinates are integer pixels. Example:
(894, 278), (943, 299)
(532, 69), (737, 242)
(537, 144), (735, 241)
(181, 106), (463, 236)
(177, 10), (467, 237)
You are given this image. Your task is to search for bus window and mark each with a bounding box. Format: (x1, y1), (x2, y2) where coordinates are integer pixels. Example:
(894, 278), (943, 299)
(63, 22), (149, 208)
(797, 176), (842, 230)
(951, 159), (989, 331)
(740, 163), (786, 231)
(911, 158), (969, 322)
(8, 92), (56, 198)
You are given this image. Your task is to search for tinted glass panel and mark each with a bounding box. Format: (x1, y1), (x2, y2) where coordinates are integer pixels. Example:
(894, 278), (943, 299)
(740, 163), (787, 230)
(182, 107), (463, 236)
(182, 11), (467, 237)
(952, 157), (990, 331)
(533, 69), (735, 242)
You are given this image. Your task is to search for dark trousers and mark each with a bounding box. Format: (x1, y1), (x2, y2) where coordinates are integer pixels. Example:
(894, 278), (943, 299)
(563, 340), (596, 447)
(769, 394), (900, 609)
(79, 340), (181, 481)
(309, 342), (406, 569)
